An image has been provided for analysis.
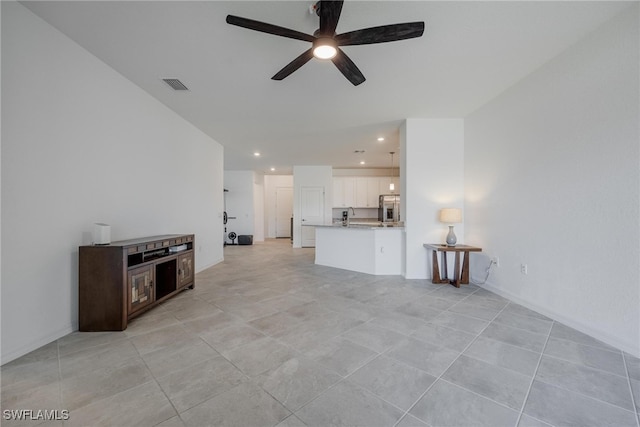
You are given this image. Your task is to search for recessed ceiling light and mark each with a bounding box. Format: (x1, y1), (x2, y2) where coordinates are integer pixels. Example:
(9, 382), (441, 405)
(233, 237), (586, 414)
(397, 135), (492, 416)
(360, 161), (365, 165)
(270, 167), (275, 171)
(377, 137), (385, 142)
(254, 152), (261, 157)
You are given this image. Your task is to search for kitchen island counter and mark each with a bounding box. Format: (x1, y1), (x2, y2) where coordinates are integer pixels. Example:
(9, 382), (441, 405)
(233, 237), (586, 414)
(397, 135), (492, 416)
(314, 222), (403, 229)
(314, 225), (404, 275)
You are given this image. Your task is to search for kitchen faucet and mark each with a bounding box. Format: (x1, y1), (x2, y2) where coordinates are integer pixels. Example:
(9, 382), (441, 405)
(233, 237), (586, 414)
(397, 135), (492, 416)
(347, 207), (355, 225)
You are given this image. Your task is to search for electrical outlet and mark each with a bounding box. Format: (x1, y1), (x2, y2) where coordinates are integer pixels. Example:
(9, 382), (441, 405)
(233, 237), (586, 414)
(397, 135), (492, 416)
(521, 264), (528, 275)
(492, 257), (500, 267)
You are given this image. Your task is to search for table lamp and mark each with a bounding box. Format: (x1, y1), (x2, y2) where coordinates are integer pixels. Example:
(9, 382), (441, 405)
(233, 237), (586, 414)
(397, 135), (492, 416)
(439, 208), (462, 246)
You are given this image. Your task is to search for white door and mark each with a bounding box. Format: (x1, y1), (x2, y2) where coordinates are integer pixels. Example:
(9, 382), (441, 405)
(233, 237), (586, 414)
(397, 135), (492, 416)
(275, 187), (293, 238)
(300, 186), (325, 247)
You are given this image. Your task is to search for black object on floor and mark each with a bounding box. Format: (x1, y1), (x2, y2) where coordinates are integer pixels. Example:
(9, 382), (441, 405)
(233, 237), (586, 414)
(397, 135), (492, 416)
(238, 235), (253, 245)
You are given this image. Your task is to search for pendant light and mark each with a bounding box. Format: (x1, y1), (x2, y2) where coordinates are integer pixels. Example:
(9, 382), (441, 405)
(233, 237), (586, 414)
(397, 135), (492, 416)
(389, 152), (395, 192)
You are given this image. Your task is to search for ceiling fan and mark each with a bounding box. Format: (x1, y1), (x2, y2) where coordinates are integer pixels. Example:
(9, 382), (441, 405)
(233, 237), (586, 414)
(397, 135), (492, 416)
(226, 1), (425, 86)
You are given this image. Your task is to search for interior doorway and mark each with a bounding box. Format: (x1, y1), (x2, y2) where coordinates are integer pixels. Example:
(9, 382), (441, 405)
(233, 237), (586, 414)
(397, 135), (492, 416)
(275, 187), (293, 238)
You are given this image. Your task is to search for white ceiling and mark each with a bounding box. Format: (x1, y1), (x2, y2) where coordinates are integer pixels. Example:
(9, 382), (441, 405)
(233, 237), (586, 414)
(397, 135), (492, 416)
(22, 1), (629, 174)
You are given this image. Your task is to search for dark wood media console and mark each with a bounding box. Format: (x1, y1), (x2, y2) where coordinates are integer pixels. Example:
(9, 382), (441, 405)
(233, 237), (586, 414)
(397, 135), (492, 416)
(79, 234), (195, 331)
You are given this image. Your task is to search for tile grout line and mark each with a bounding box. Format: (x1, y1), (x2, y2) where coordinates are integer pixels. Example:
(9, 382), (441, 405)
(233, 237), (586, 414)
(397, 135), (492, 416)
(532, 376), (640, 417)
(278, 299), (446, 423)
(140, 323), (254, 424)
(286, 370), (365, 419)
(58, 337), (165, 425)
(541, 351), (631, 379)
(436, 303), (629, 380)
(344, 296), (521, 422)
(516, 334), (639, 419)
(126, 334), (182, 425)
(392, 291), (515, 427)
(56, 338), (65, 427)
(57, 333), (130, 359)
(523, 332), (639, 417)
(291, 363), (414, 425)
(513, 319), (554, 427)
(622, 352), (640, 427)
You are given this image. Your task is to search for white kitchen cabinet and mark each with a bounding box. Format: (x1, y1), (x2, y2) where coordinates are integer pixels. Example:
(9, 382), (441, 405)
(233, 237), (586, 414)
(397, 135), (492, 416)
(367, 178), (381, 207)
(355, 177), (382, 208)
(334, 176), (398, 208)
(333, 177), (355, 207)
(355, 177), (369, 208)
(333, 179), (343, 207)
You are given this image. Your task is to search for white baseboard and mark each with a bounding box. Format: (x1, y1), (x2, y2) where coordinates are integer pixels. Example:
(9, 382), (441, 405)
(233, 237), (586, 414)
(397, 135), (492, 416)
(1, 323), (75, 365)
(478, 281), (640, 358)
(196, 257), (223, 273)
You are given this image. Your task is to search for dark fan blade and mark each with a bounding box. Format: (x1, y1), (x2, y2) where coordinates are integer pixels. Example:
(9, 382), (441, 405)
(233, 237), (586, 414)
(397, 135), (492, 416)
(272, 49), (314, 81)
(335, 22), (424, 46)
(319, 0), (344, 36)
(331, 48), (365, 86)
(226, 15), (315, 43)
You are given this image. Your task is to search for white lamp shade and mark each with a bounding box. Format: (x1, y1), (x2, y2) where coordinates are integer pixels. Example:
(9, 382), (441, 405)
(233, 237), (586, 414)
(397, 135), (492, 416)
(439, 208), (462, 223)
(93, 223), (111, 245)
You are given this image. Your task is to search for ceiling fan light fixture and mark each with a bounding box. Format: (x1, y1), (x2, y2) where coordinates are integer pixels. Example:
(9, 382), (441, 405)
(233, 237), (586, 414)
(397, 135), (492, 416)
(312, 38), (337, 59)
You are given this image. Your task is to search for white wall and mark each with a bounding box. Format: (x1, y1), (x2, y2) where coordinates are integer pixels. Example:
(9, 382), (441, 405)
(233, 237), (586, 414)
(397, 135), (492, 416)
(1, 2), (224, 363)
(264, 175), (293, 238)
(465, 7), (639, 356)
(252, 173), (265, 242)
(1, 1), (4, 364)
(292, 166), (333, 248)
(223, 171), (255, 243)
(402, 119), (465, 279)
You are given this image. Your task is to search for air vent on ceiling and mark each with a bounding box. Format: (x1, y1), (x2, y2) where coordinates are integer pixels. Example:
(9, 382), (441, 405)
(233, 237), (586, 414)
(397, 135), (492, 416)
(162, 78), (189, 91)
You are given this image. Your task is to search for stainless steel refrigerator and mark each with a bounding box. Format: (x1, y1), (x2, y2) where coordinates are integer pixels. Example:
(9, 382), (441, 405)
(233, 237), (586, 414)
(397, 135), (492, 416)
(378, 195), (400, 222)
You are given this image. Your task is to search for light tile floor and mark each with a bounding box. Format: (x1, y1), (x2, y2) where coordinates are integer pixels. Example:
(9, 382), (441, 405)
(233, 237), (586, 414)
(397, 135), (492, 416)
(2, 239), (639, 427)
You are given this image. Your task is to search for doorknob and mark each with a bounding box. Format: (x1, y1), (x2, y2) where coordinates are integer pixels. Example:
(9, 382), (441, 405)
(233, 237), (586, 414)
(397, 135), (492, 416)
(302, 219), (306, 222)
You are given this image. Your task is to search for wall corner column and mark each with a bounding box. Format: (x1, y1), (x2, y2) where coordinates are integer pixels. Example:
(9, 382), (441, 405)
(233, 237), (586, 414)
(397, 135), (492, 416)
(402, 118), (464, 279)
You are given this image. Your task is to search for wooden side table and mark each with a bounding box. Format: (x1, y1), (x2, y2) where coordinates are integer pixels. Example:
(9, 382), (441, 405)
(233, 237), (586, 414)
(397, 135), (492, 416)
(423, 244), (482, 288)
